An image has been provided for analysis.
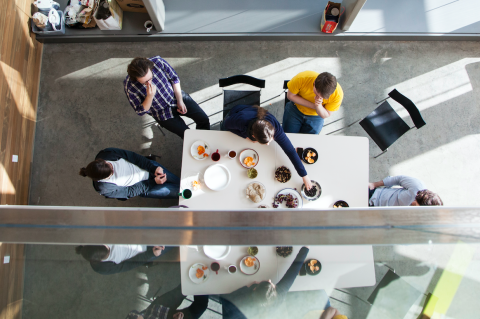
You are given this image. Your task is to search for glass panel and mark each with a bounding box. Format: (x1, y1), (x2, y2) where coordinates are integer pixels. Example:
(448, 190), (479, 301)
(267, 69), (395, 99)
(11, 242), (479, 319)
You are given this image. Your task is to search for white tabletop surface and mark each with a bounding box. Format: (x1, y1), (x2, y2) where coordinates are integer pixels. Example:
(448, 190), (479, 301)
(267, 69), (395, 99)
(180, 130), (369, 209)
(180, 245), (375, 295)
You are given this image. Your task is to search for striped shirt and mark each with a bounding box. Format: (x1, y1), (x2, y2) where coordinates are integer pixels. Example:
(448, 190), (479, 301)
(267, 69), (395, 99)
(123, 56), (180, 122)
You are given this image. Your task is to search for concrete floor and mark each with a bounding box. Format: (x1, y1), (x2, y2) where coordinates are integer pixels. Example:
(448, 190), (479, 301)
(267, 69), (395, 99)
(24, 40), (480, 318)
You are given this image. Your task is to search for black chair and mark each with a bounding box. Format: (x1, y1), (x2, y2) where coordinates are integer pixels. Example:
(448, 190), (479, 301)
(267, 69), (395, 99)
(219, 75), (265, 119)
(360, 89), (425, 158)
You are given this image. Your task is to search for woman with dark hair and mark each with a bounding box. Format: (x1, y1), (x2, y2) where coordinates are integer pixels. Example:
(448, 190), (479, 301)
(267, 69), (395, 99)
(80, 147), (180, 200)
(75, 245), (174, 275)
(221, 104), (312, 189)
(220, 246), (310, 318)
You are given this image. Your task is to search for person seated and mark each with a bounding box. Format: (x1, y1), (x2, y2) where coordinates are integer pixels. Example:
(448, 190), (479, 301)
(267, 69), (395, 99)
(75, 245), (173, 275)
(79, 147), (179, 200)
(220, 246), (309, 318)
(126, 285), (208, 319)
(283, 71), (343, 134)
(124, 56), (210, 139)
(368, 175), (443, 206)
(221, 104), (312, 189)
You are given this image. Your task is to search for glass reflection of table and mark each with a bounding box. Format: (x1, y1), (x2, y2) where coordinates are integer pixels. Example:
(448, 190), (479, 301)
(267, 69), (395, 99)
(180, 245), (375, 295)
(180, 130), (369, 209)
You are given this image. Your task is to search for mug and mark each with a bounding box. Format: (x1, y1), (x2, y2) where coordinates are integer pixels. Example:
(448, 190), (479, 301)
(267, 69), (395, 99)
(225, 264), (237, 274)
(211, 262), (220, 274)
(227, 150), (237, 159)
(211, 149), (220, 162)
(144, 20), (153, 32)
(178, 189), (192, 199)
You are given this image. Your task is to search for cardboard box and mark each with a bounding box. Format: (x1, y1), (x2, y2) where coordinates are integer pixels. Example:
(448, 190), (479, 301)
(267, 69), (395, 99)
(94, 0), (123, 30)
(115, 0), (147, 13)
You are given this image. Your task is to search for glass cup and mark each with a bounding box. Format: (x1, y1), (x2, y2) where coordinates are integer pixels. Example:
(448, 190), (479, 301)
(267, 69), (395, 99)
(211, 262), (220, 274)
(211, 149), (220, 162)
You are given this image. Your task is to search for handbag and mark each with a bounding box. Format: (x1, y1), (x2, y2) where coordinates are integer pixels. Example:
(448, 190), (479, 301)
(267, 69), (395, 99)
(320, 1), (344, 34)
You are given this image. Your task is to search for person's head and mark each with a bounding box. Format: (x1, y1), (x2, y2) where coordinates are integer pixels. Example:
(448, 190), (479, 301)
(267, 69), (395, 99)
(251, 105), (275, 145)
(75, 245), (110, 262)
(252, 280), (278, 307)
(411, 189), (443, 206)
(127, 57), (154, 84)
(314, 72), (337, 100)
(79, 159), (113, 181)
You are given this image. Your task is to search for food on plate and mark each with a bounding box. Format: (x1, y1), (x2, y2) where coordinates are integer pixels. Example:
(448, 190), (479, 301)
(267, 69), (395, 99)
(247, 168), (258, 179)
(191, 180), (200, 190)
(246, 183), (266, 203)
(273, 193), (299, 208)
(306, 259), (321, 275)
(305, 150), (317, 164)
(275, 166), (292, 183)
(244, 156), (256, 167)
(276, 246), (293, 257)
(203, 153), (209, 158)
(202, 266), (208, 270)
(197, 145), (205, 155)
(244, 257), (255, 267)
(195, 268), (204, 278)
(333, 200), (349, 208)
(304, 185), (317, 197)
(248, 246), (259, 256)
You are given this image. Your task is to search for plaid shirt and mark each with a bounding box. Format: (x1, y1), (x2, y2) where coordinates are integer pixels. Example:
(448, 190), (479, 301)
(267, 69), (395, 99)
(127, 305), (169, 319)
(124, 56), (180, 122)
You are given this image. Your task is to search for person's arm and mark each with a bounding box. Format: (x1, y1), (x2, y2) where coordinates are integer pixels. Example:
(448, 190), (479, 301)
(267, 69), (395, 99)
(141, 81), (156, 112)
(273, 121), (308, 177)
(173, 82), (187, 114)
(368, 180), (384, 190)
(124, 80), (149, 116)
(383, 175), (426, 191)
(276, 247), (309, 296)
(90, 248), (156, 275)
(320, 307), (341, 319)
(287, 91), (331, 119)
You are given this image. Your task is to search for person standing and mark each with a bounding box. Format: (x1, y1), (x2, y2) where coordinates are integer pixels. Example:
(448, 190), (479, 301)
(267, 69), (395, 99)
(124, 56), (210, 139)
(283, 71), (343, 134)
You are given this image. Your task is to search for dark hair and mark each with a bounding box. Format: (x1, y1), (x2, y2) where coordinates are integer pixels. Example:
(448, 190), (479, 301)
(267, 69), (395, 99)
(251, 105), (275, 144)
(75, 245), (109, 262)
(79, 159), (112, 181)
(252, 281), (278, 307)
(415, 190), (443, 206)
(314, 72), (337, 99)
(127, 57), (154, 82)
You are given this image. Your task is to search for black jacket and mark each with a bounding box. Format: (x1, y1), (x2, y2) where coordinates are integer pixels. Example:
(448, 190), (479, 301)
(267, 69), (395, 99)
(93, 148), (158, 200)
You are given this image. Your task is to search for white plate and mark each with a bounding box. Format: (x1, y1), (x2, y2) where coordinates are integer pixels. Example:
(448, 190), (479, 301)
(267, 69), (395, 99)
(274, 188), (303, 209)
(204, 164), (231, 191)
(189, 263), (210, 284)
(239, 149), (259, 168)
(203, 246), (231, 260)
(246, 181), (266, 203)
(239, 256), (260, 275)
(191, 140), (211, 161)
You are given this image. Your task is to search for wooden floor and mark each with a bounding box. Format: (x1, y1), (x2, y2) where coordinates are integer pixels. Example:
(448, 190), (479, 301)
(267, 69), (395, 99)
(0, 0), (43, 318)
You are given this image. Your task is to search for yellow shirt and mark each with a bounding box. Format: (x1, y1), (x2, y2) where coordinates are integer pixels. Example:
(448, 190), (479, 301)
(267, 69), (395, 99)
(288, 70), (343, 116)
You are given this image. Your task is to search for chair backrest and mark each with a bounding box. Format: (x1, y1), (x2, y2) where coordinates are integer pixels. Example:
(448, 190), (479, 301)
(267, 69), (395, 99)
(219, 75), (265, 88)
(359, 101), (410, 151)
(219, 75), (265, 119)
(283, 80), (290, 107)
(388, 89), (426, 129)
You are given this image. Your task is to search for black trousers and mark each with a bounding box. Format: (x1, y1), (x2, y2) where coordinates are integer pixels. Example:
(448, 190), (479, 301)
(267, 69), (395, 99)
(158, 91), (210, 139)
(147, 285), (209, 319)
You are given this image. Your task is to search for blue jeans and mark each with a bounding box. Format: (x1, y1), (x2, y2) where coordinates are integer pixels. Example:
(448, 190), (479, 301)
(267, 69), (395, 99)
(282, 101), (325, 134)
(140, 160), (180, 200)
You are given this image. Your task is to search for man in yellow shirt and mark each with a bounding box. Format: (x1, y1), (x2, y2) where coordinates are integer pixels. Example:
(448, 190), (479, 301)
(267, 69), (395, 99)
(283, 71), (343, 134)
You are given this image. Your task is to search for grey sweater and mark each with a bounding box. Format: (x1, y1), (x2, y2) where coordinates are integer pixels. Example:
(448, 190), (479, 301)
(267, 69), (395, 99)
(369, 175), (426, 206)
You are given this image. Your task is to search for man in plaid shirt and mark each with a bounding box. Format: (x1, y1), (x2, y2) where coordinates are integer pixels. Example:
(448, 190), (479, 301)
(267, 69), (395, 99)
(126, 285), (208, 319)
(124, 56), (210, 139)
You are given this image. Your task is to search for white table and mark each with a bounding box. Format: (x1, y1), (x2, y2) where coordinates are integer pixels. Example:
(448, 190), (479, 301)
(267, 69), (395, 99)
(180, 130), (369, 209)
(180, 245), (375, 295)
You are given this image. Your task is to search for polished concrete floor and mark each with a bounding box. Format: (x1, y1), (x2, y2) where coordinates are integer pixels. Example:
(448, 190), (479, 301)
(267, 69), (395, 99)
(25, 40), (480, 318)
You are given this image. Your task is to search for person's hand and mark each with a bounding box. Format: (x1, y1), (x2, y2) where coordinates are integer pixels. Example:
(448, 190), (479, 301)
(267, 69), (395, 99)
(173, 312), (184, 319)
(314, 95), (323, 106)
(152, 246), (165, 257)
(146, 81), (157, 97)
(177, 100), (187, 114)
(155, 174), (167, 184)
(155, 167), (164, 176)
(303, 176), (313, 190)
(368, 182), (376, 190)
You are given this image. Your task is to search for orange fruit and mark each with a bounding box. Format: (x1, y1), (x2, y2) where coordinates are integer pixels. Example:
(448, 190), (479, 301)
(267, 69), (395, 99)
(196, 268), (204, 278)
(244, 257), (255, 267)
(197, 146), (205, 155)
